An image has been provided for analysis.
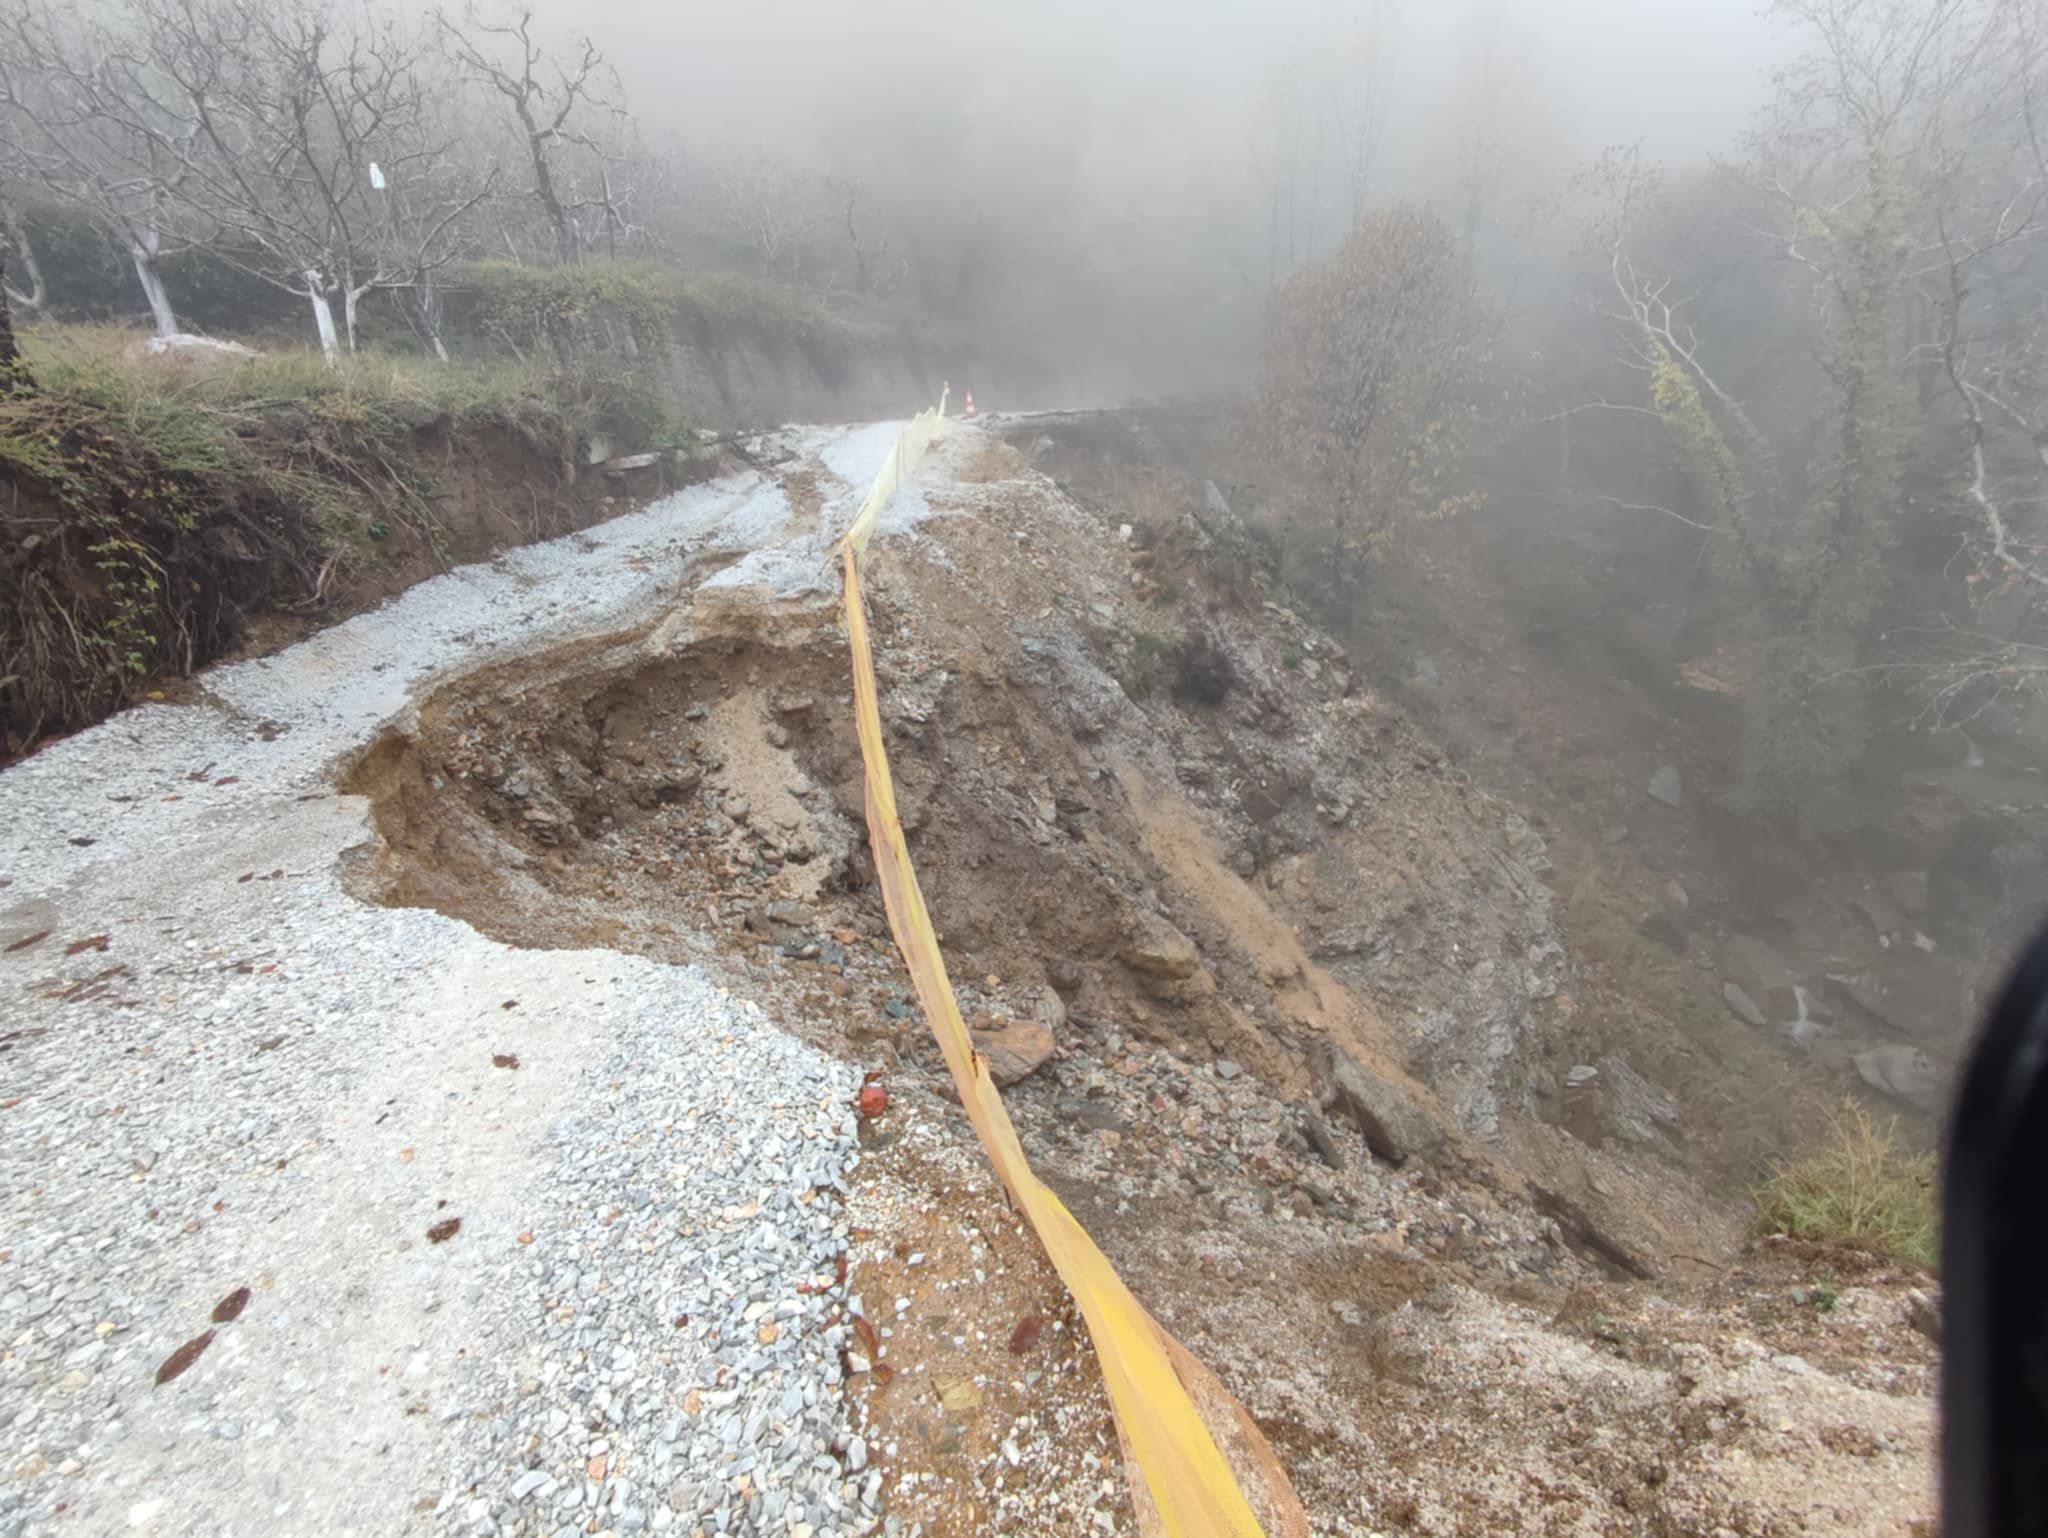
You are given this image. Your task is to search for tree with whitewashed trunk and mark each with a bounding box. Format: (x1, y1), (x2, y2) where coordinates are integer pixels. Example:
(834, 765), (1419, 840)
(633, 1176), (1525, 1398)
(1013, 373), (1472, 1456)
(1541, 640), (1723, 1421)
(136, 0), (488, 363)
(0, 199), (46, 319)
(0, 0), (199, 339)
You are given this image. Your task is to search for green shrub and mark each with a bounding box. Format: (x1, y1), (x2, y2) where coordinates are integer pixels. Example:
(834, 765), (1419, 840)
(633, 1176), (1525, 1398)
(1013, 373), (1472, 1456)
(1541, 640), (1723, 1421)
(1753, 1100), (1937, 1267)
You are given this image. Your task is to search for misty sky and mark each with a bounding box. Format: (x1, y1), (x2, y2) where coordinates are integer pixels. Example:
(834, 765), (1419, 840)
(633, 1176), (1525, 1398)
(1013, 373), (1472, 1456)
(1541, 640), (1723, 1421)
(530, 0), (1788, 173)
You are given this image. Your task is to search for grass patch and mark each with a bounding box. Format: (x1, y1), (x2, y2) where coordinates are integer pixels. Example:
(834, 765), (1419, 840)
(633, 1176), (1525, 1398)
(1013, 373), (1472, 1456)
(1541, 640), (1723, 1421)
(1753, 1099), (1938, 1267)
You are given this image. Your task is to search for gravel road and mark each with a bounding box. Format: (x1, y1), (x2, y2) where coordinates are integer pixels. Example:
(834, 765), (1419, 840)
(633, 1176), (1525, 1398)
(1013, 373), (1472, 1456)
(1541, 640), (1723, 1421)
(0, 424), (909, 1538)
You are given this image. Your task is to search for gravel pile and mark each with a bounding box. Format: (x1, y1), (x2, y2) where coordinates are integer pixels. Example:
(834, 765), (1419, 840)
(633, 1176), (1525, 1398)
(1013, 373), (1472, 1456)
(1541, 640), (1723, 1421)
(0, 424), (913, 1538)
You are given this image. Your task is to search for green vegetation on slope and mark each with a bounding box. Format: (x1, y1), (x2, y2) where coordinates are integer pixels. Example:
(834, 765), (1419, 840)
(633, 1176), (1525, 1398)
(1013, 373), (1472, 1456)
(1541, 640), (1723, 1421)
(1753, 1100), (1937, 1268)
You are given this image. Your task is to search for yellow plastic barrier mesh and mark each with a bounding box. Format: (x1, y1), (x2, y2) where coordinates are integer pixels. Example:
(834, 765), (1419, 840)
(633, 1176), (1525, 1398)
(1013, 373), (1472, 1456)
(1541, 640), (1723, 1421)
(832, 404), (1307, 1538)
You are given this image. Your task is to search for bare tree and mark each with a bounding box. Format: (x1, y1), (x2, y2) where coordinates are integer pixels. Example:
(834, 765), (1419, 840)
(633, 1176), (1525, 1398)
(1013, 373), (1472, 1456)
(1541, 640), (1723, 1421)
(716, 154), (825, 282)
(0, 0), (200, 337)
(1445, 0), (1565, 259)
(133, 0), (489, 361)
(1255, 204), (1489, 597)
(437, 8), (620, 266)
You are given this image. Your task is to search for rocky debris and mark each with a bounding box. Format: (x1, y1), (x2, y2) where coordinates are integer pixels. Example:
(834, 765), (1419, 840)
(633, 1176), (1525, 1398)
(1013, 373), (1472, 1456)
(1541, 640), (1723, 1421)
(1905, 1286), (1941, 1343)
(1854, 1043), (1946, 1114)
(1531, 1183), (1657, 1280)
(1299, 1105), (1345, 1170)
(1560, 1065), (1603, 1148)
(1647, 765), (1683, 808)
(599, 451), (664, 475)
(1602, 823), (1629, 844)
(972, 1019), (1057, 1088)
(1030, 987), (1067, 1032)
(1312, 1043), (1444, 1165)
(1120, 913), (1203, 981)
(1595, 1055), (1682, 1155)
(1722, 981), (1768, 1028)
(1723, 934), (1796, 991)
(1826, 974), (1923, 1037)
(1638, 912), (1687, 953)
(1850, 888), (1906, 942)
(1890, 870), (1930, 916)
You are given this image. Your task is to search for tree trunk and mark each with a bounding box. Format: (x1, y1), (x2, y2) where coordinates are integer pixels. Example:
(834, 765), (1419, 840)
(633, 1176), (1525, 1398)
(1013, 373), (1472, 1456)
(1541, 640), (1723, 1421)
(132, 246), (177, 338)
(410, 283), (450, 362)
(528, 131), (577, 264)
(344, 282), (374, 354)
(0, 249), (30, 393)
(2, 208), (47, 312)
(306, 278), (340, 364)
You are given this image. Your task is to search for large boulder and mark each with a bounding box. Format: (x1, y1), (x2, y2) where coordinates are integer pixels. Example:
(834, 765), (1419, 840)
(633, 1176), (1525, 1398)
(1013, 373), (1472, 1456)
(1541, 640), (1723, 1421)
(1313, 1043), (1444, 1165)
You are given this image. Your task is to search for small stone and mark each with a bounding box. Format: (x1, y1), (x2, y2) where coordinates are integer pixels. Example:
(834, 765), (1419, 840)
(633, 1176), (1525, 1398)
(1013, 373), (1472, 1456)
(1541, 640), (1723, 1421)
(1214, 1059), (1242, 1081)
(512, 1470), (550, 1501)
(1722, 982), (1767, 1028)
(846, 1436), (868, 1472)
(213, 1422), (242, 1441)
(971, 1020), (1056, 1087)
(1647, 766), (1682, 808)
(1906, 1287), (1941, 1343)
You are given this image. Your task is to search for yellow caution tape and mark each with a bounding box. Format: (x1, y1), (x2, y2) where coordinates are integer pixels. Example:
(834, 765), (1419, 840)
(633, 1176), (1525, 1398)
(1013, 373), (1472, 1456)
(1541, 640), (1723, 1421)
(833, 404), (1306, 1538)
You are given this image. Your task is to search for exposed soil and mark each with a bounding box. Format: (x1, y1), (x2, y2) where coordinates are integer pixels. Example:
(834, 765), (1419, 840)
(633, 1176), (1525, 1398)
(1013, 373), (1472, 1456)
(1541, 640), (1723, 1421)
(336, 422), (1937, 1534)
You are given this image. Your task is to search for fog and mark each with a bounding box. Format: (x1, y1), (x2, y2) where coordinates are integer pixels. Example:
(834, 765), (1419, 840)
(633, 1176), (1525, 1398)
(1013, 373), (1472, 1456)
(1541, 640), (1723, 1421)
(542, 0), (1786, 189)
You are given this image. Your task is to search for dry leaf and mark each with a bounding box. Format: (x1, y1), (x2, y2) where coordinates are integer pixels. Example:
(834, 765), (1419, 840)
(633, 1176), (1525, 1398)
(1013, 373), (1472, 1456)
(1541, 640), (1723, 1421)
(5, 931), (50, 953)
(398, 1148), (415, 1163)
(757, 1322), (779, 1345)
(154, 1329), (215, 1385)
(492, 1054), (519, 1070)
(1007, 1315), (1044, 1355)
(852, 1314), (880, 1359)
(586, 1455), (607, 1481)
(210, 1287), (251, 1324)
(426, 1218), (461, 1244)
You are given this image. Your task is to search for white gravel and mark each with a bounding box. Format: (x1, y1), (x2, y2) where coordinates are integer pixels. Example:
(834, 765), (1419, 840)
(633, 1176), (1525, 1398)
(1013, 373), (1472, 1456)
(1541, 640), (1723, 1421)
(0, 423), (918, 1538)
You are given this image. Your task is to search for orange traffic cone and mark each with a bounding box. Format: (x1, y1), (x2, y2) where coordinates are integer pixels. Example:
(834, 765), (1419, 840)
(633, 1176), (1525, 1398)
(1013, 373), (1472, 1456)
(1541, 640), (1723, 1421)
(962, 389), (977, 419)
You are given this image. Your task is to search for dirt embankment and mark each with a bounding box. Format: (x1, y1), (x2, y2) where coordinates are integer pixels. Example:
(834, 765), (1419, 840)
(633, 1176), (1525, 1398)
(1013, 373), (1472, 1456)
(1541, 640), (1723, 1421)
(332, 423), (1937, 1535)
(0, 388), (735, 762)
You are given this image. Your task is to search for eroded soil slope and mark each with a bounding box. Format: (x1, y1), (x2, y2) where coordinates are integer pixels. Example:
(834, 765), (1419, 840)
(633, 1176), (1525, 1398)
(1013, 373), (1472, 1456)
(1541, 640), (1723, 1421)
(344, 424), (1936, 1536)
